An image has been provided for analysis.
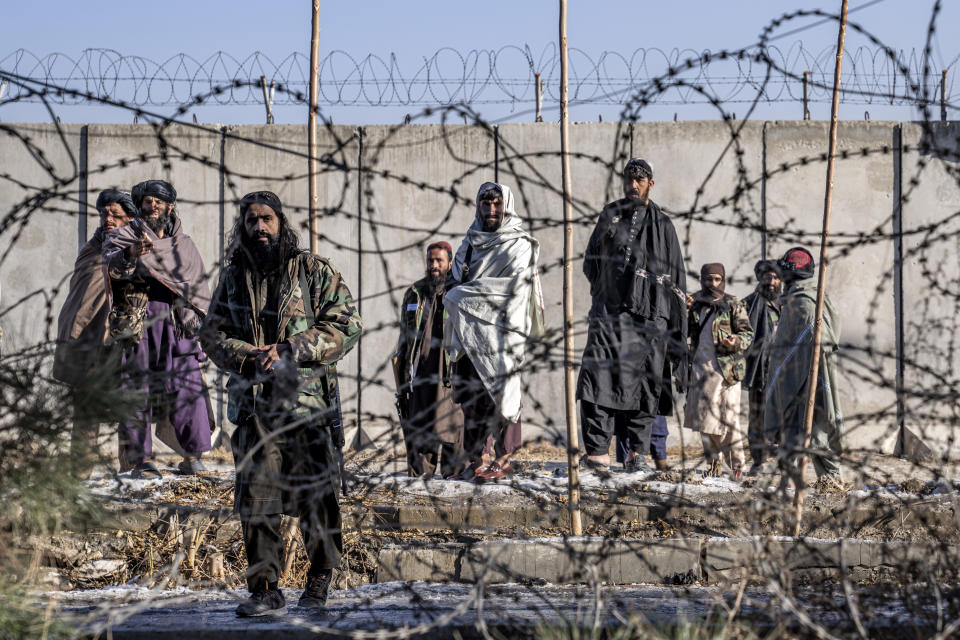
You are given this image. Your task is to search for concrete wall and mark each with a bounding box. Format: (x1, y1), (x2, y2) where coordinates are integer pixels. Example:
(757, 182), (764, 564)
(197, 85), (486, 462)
(0, 121), (955, 458)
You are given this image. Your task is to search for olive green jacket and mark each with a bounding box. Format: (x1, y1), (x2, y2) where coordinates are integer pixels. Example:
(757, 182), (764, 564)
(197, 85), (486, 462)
(763, 277), (844, 443)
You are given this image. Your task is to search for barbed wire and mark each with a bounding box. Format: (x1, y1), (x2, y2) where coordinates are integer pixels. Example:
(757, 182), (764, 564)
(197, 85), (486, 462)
(1, 42), (957, 109)
(2, 3), (960, 639)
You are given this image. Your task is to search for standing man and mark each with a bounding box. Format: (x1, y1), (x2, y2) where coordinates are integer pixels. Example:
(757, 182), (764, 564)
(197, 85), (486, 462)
(201, 191), (361, 616)
(578, 158), (688, 472)
(742, 259), (783, 474)
(683, 263), (753, 478)
(103, 180), (213, 477)
(764, 247), (845, 486)
(54, 189), (138, 475)
(393, 241), (465, 478)
(444, 182), (544, 482)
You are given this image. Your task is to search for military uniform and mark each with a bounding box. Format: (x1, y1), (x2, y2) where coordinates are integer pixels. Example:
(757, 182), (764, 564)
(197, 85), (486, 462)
(201, 250), (361, 592)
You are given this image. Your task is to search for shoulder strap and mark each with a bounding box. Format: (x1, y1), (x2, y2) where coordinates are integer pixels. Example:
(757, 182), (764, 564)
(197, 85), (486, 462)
(298, 252), (316, 326)
(460, 244), (474, 284)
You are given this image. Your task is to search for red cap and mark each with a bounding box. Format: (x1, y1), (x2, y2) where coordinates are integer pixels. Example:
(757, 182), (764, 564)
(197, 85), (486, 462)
(426, 241), (453, 257)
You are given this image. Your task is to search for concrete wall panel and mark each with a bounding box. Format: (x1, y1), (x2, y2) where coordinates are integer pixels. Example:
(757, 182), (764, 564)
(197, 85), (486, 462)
(0, 124), (84, 351)
(764, 121), (898, 453)
(900, 122), (960, 456)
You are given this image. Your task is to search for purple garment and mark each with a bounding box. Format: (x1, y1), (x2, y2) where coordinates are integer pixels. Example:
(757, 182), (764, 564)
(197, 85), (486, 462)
(118, 297), (212, 469)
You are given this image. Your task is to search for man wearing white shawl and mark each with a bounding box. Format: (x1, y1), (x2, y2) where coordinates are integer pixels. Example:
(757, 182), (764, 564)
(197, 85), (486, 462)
(444, 182), (544, 482)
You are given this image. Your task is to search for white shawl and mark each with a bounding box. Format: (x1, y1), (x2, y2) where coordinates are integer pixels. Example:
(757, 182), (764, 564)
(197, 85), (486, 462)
(443, 183), (545, 422)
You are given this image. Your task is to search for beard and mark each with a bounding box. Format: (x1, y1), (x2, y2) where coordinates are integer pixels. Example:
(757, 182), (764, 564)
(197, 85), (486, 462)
(247, 233), (281, 270)
(760, 283), (782, 300)
(426, 268), (446, 291)
(144, 210), (171, 235)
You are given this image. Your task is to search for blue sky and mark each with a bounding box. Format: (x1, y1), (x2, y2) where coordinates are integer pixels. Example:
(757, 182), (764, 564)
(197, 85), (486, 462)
(1, 0), (956, 124)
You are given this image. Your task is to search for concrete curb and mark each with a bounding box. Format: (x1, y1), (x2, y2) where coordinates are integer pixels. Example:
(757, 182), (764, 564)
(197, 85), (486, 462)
(377, 537), (960, 585)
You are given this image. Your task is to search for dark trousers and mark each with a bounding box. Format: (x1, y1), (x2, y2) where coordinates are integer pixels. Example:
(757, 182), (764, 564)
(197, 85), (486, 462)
(648, 415), (668, 461)
(748, 386), (769, 466)
(232, 412), (343, 593)
(454, 357), (521, 466)
(241, 506), (342, 592)
(581, 400), (653, 458)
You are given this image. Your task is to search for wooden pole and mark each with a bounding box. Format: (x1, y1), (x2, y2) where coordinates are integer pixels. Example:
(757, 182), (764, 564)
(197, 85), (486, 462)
(535, 72), (544, 123)
(559, 0), (583, 537)
(308, 0), (321, 254)
(792, 0), (849, 537)
(941, 69), (948, 122)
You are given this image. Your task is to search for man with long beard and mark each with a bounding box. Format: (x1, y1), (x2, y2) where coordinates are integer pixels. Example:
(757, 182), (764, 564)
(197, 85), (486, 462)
(578, 158), (688, 473)
(54, 189), (137, 475)
(393, 241), (465, 477)
(201, 191), (362, 616)
(103, 180), (213, 478)
(444, 182), (544, 482)
(742, 259), (783, 474)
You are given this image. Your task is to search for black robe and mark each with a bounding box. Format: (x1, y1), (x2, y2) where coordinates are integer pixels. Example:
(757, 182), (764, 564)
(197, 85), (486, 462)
(577, 199), (688, 412)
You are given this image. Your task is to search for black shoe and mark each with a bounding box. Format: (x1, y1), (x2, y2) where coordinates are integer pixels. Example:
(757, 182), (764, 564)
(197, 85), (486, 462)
(299, 570), (333, 609)
(623, 455), (652, 473)
(236, 588), (286, 617)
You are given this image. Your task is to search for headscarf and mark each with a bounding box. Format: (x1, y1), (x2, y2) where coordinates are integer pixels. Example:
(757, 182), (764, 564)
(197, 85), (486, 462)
(777, 246), (815, 282)
(699, 263), (726, 300)
(95, 189), (138, 219)
(131, 180), (177, 206)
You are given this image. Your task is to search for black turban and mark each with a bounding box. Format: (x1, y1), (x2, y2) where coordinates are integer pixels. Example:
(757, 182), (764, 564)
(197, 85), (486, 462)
(131, 180), (177, 207)
(622, 157), (653, 180)
(239, 190), (283, 216)
(753, 259), (782, 281)
(95, 189), (138, 219)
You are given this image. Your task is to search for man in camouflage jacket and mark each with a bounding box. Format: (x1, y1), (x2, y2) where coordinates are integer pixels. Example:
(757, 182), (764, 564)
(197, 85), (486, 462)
(201, 191), (362, 617)
(683, 263), (754, 475)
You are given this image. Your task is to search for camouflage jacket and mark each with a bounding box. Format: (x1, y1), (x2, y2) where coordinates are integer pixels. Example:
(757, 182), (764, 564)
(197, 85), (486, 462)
(201, 250), (362, 424)
(688, 293), (754, 385)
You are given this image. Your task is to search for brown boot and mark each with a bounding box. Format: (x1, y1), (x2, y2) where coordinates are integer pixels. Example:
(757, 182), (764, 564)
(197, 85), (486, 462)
(654, 458), (669, 471)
